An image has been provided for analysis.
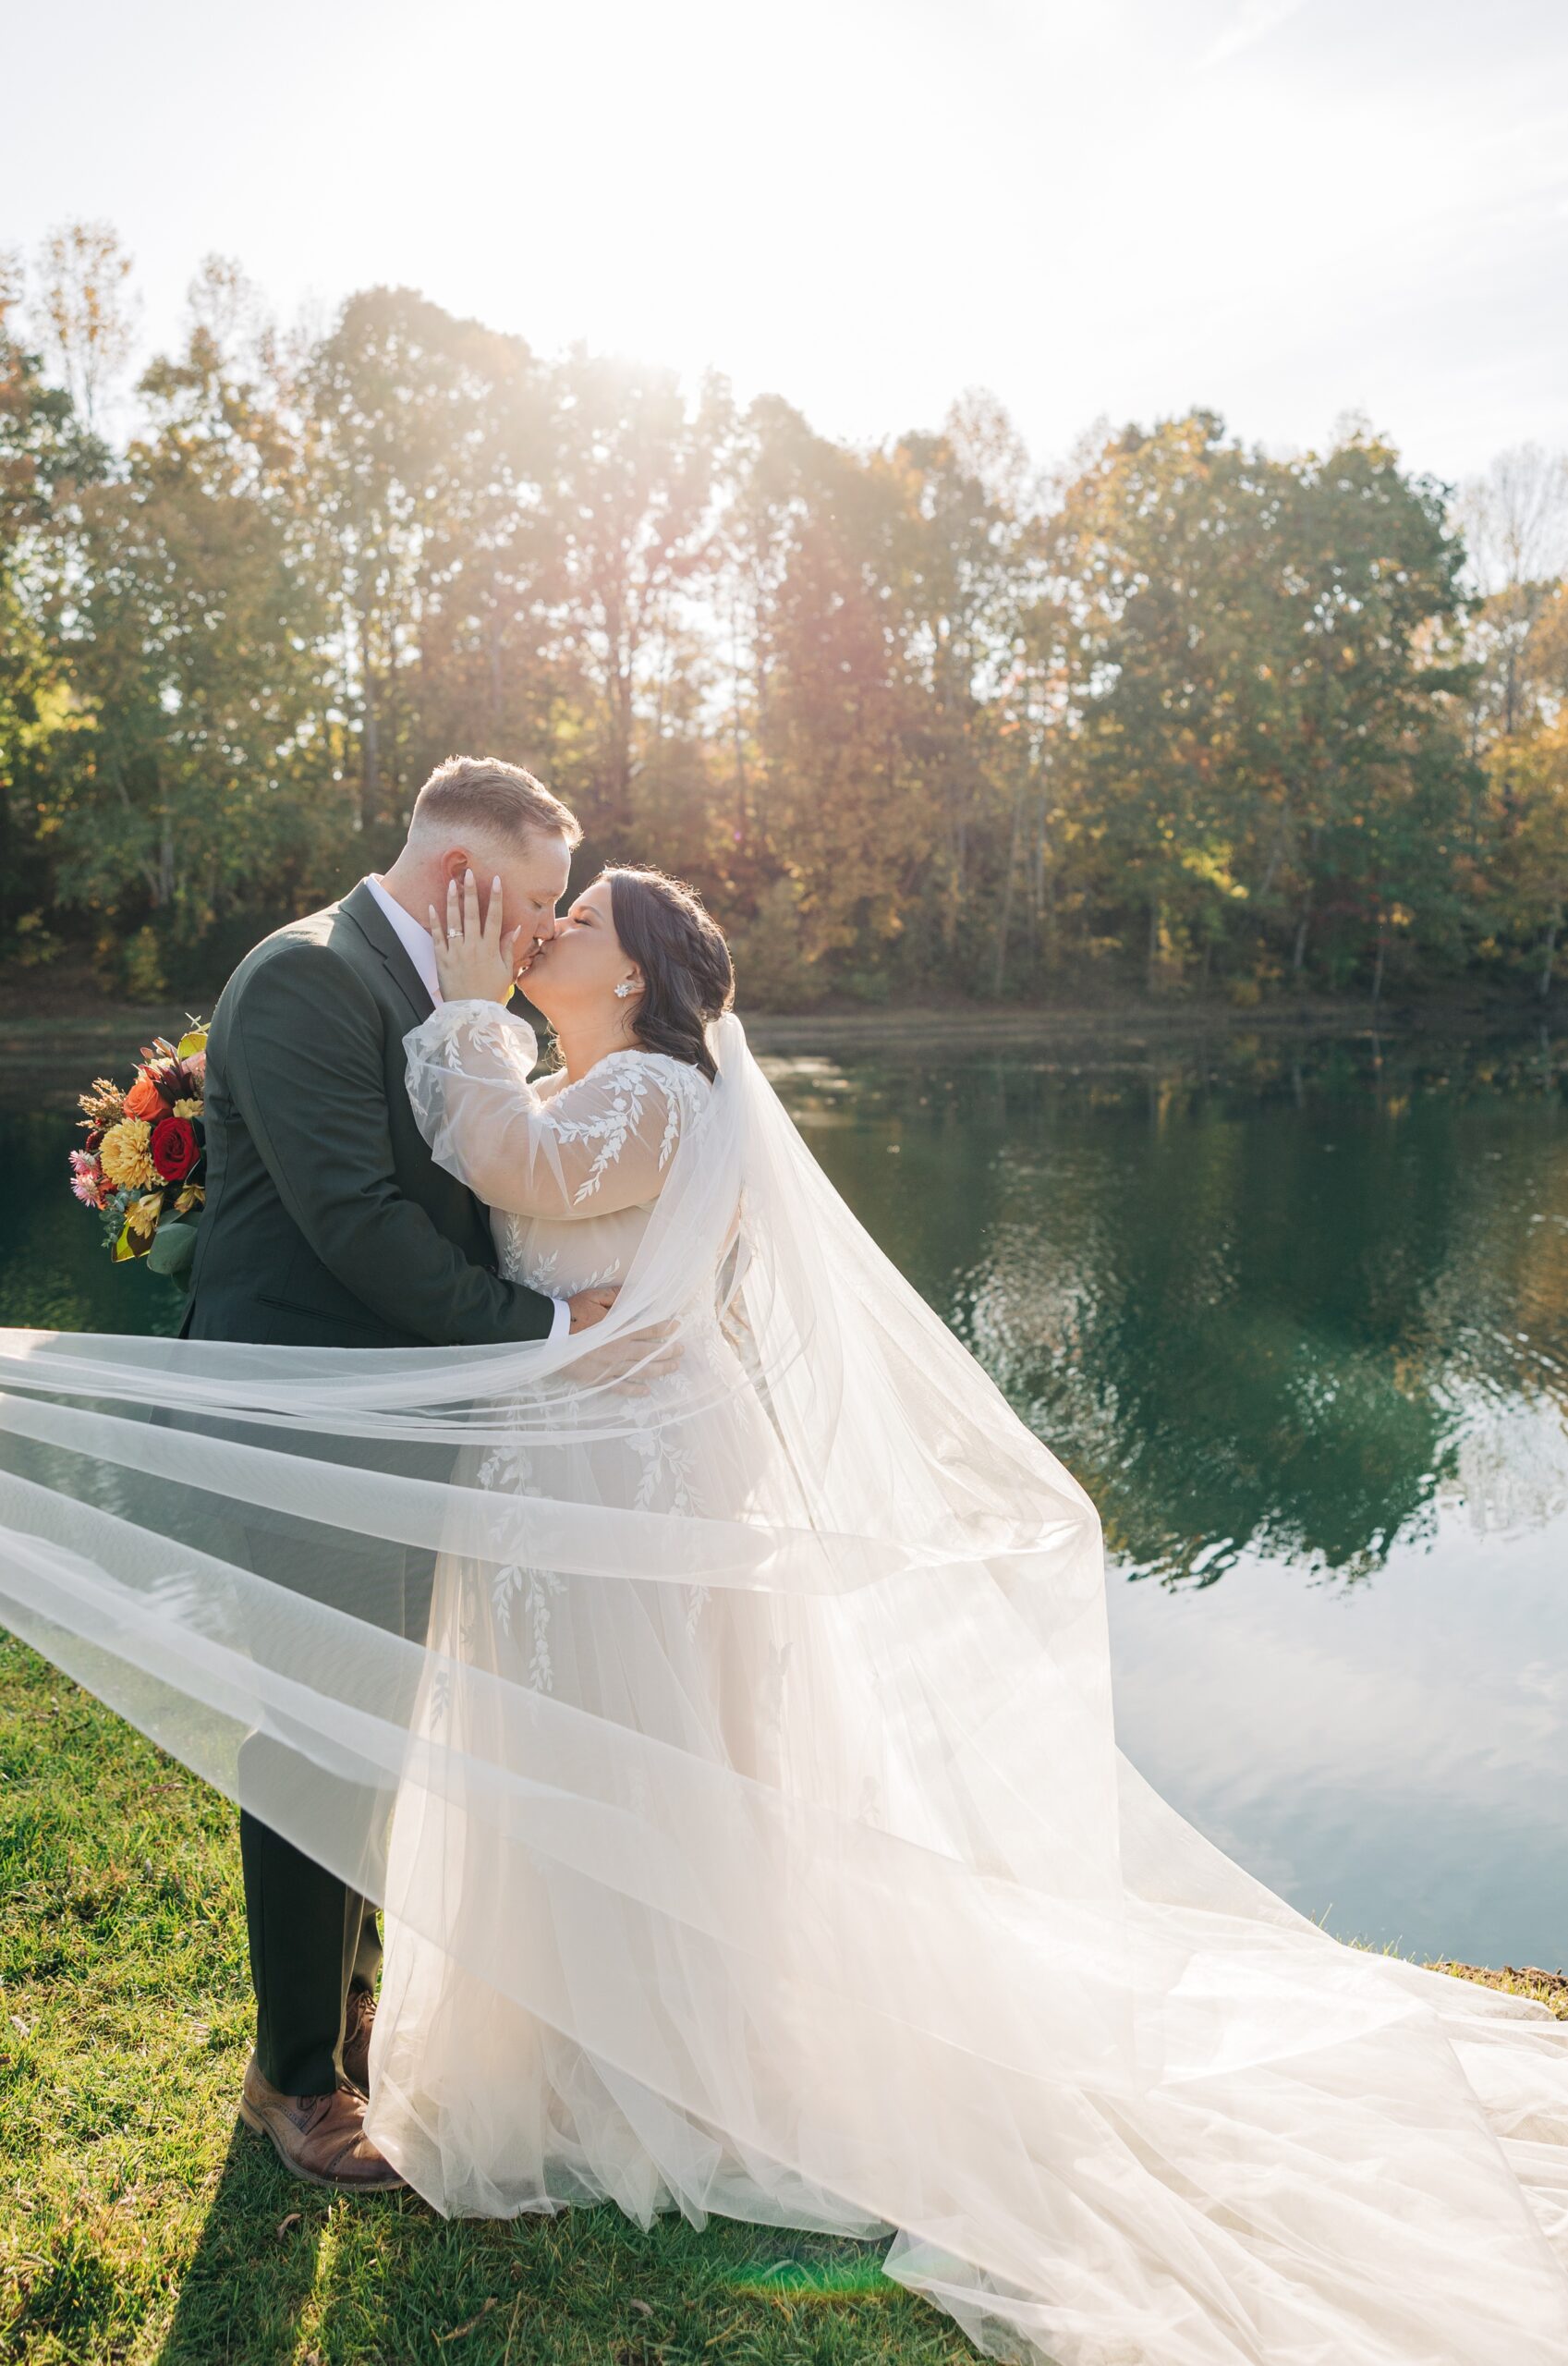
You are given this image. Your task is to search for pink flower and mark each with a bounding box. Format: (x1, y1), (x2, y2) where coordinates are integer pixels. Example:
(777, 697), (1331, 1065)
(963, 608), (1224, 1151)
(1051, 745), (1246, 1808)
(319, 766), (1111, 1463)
(69, 1150), (106, 1208)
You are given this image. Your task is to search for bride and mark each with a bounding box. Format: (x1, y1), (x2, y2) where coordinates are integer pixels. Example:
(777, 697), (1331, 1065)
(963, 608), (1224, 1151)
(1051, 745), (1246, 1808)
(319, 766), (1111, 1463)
(5, 860), (1568, 2365)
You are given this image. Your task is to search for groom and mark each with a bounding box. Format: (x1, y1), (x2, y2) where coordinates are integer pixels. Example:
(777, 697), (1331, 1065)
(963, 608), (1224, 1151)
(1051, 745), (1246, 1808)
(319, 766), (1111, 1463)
(184, 754), (609, 2191)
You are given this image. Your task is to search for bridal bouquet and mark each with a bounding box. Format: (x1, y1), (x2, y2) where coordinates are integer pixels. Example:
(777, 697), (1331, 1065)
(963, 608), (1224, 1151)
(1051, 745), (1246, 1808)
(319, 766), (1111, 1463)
(70, 1023), (209, 1282)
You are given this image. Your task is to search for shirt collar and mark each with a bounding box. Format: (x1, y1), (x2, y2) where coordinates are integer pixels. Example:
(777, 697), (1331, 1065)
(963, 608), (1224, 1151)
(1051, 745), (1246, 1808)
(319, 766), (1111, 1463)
(363, 874), (442, 1006)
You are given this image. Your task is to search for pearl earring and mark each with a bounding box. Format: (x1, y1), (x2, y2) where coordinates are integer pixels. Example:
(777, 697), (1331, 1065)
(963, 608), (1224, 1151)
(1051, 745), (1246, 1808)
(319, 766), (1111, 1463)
(614, 981), (635, 999)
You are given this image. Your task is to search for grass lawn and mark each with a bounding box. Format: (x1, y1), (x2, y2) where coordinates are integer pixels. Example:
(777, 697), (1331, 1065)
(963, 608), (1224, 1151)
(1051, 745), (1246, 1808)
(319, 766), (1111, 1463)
(2, 1632), (1563, 2366)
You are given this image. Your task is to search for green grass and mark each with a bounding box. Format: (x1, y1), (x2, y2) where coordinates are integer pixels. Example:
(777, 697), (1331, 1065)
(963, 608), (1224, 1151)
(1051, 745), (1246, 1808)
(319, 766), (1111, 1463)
(0, 1634), (975, 2366)
(4, 1631), (1564, 2366)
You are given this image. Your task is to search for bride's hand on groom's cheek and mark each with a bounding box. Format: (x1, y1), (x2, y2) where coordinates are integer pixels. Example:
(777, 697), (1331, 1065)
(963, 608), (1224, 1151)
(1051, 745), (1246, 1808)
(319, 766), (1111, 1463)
(430, 869), (525, 1004)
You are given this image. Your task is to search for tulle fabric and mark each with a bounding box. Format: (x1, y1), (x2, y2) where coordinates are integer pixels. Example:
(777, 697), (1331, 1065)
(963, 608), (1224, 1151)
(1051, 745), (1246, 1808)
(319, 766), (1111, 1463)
(3, 1009), (1568, 2365)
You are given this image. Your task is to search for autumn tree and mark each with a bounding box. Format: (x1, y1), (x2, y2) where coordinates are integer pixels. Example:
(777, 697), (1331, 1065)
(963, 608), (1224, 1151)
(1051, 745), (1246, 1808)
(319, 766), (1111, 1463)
(721, 402), (937, 991)
(1456, 444), (1568, 742)
(548, 352), (725, 852)
(41, 261), (342, 987)
(5, 220), (1563, 1017)
(30, 220), (139, 440)
(0, 255), (84, 958)
(1052, 415), (1478, 996)
(304, 287), (560, 846)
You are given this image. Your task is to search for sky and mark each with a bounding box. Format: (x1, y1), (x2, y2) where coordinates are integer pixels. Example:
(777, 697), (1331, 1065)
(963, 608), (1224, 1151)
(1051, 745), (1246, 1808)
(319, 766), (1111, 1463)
(3, 0), (1565, 488)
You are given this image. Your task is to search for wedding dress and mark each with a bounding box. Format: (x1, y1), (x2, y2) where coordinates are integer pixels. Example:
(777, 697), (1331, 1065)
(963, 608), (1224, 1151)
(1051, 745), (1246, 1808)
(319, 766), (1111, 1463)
(3, 1005), (1568, 2366)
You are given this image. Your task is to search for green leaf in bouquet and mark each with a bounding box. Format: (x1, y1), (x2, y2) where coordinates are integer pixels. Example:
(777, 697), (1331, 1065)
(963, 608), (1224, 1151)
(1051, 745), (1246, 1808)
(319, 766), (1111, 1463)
(113, 1220), (150, 1263)
(146, 1218), (200, 1284)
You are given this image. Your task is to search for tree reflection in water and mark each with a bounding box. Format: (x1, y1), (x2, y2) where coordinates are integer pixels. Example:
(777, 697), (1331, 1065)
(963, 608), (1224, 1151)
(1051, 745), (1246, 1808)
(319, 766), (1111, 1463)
(769, 1029), (1568, 1588)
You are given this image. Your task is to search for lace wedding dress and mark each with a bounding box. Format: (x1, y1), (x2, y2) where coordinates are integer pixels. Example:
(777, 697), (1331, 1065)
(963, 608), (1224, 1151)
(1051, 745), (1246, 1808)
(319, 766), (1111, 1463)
(366, 1001), (761, 2217)
(4, 1003), (1568, 2365)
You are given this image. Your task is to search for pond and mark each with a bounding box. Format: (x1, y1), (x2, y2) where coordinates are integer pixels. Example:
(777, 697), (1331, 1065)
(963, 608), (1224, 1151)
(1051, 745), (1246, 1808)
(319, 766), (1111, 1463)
(3, 1022), (1566, 1971)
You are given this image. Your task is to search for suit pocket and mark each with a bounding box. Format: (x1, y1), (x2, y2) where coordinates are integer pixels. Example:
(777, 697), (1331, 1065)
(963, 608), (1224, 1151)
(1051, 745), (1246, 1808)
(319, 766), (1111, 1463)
(252, 1288), (391, 1340)
(269, 1235), (394, 1335)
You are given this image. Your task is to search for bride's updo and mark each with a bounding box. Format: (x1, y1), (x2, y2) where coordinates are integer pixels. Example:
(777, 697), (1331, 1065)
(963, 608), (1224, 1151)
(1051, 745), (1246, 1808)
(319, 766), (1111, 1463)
(604, 866), (735, 1082)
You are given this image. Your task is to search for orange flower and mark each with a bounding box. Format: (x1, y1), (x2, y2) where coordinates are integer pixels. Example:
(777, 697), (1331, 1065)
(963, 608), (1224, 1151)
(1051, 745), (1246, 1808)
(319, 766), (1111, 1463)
(124, 1072), (168, 1122)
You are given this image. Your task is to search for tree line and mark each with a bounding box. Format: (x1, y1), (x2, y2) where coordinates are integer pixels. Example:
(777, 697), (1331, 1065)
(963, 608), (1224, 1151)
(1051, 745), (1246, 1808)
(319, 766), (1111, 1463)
(3, 223), (1566, 1010)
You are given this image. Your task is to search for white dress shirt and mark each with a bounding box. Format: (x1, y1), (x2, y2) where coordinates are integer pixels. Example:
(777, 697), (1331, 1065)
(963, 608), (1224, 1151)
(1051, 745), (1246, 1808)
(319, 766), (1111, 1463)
(363, 875), (570, 1343)
(365, 870), (444, 1006)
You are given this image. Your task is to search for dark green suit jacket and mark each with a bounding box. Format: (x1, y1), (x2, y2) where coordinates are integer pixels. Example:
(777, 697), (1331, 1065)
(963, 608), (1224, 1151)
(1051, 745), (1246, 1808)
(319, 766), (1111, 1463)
(183, 880), (553, 1349)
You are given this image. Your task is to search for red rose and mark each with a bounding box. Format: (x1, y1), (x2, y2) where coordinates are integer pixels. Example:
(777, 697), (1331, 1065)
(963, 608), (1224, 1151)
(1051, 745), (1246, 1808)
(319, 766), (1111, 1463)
(150, 1115), (200, 1183)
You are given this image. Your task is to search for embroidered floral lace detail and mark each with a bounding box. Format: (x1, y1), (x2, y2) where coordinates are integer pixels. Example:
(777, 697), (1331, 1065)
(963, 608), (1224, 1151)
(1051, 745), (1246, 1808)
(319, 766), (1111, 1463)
(478, 1429), (565, 1691)
(621, 1356), (711, 1637)
(502, 1233), (623, 1298)
(548, 1052), (709, 1206)
(404, 1006), (712, 1223)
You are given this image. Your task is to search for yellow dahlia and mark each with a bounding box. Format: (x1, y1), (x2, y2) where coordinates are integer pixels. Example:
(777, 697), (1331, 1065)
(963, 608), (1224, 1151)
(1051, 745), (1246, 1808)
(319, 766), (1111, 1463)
(172, 1097), (201, 1119)
(99, 1117), (157, 1191)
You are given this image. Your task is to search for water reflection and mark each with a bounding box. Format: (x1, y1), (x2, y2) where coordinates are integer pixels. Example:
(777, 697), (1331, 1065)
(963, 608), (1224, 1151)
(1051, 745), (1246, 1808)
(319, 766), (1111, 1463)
(765, 1031), (1568, 1586)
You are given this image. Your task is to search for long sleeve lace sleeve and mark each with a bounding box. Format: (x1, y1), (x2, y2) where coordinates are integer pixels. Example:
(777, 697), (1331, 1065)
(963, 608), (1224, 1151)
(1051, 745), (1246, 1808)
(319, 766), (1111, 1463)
(404, 999), (706, 1219)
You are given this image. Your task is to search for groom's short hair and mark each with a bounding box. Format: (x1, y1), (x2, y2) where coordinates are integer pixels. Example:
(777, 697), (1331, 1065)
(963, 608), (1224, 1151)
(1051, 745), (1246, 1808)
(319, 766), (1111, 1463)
(409, 755), (582, 850)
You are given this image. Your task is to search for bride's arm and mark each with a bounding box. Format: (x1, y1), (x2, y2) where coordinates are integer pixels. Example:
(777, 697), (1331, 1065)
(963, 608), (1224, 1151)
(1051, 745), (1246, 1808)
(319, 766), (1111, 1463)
(405, 1001), (698, 1219)
(528, 1061), (573, 1102)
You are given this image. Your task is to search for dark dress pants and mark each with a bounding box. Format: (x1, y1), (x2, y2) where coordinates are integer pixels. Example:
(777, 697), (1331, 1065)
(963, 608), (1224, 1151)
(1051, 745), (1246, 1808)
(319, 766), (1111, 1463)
(225, 1490), (435, 2098)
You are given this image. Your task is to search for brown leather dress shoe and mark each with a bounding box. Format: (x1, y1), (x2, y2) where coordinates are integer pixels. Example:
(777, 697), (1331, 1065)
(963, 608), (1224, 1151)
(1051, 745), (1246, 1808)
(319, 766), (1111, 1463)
(239, 2055), (404, 2191)
(341, 1986), (375, 2098)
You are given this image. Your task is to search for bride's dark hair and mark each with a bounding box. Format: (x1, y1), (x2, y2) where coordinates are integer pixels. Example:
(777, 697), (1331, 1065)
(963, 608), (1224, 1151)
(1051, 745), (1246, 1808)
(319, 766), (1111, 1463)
(603, 866), (735, 1082)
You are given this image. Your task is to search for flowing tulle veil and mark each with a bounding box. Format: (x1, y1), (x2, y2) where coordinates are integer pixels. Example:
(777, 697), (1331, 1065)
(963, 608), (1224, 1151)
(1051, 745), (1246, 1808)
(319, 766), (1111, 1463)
(3, 1010), (1568, 2364)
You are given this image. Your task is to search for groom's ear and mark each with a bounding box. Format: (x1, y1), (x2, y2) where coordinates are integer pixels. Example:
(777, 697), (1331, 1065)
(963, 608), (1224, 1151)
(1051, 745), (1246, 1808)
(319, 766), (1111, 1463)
(438, 846), (505, 928)
(436, 847), (478, 906)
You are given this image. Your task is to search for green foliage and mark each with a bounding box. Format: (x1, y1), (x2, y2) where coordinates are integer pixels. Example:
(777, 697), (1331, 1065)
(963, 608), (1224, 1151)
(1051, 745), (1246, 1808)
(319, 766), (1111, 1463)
(1049, 414), (1483, 997)
(2, 229), (1565, 1009)
(119, 923), (164, 1000)
(729, 878), (827, 1010)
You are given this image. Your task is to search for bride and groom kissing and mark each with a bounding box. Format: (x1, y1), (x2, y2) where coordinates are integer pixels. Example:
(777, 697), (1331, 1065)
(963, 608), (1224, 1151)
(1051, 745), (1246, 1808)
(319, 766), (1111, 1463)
(29, 744), (1563, 2360)
(185, 751), (729, 2193)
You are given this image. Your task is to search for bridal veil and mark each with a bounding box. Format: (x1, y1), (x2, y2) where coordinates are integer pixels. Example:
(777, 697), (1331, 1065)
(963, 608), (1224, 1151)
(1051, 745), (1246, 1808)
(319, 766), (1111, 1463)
(3, 1010), (1568, 2365)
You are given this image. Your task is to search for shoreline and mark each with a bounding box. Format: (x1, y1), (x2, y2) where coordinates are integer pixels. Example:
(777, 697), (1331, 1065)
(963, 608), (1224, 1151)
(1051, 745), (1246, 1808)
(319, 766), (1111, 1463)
(7, 994), (1566, 1117)
(1419, 1959), (1568, 2018)
(3, 986), (1566, 1074)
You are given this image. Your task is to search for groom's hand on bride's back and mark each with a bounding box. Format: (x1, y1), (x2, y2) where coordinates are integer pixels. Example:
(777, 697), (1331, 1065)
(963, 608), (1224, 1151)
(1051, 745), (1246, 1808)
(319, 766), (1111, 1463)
(566, 1286), (618, 1333)
(562, 1288), (682, 1388)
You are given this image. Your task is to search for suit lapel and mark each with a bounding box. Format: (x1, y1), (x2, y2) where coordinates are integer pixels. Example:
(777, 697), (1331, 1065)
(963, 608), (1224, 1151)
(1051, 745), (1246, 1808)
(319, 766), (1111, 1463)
(337, 880), (496, 1251)
(340, 880), (436, 1026)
